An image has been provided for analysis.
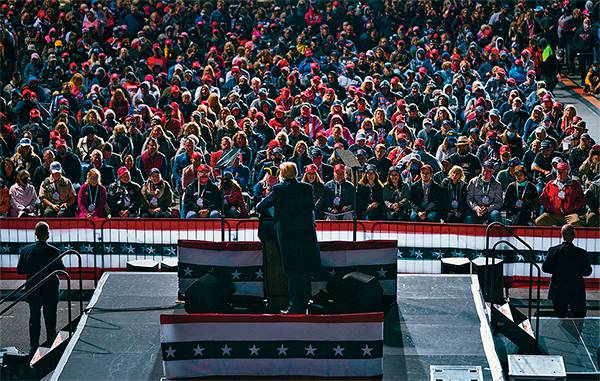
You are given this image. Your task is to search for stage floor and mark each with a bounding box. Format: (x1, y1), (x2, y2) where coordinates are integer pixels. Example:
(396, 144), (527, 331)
(533, 317), (600, 377)
(49, 273), (501, 380)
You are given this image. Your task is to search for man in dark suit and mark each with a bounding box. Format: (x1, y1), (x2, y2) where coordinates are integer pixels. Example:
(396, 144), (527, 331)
(408, 164), (445, 222)
(543, 224), (592, 318)
(257, 162), (321, 314)
(17, 222), (66, 356)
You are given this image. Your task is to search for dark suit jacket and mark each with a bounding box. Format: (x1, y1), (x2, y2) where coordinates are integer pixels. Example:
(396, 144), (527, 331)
(17, 241), (65, 302)
(256, 179), (320, 274)
(543, 242), (592, 299)
(409, 181), (445, 213)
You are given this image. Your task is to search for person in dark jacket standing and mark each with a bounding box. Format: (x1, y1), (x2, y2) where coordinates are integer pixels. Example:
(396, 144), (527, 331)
(257, 162), (321, 314)
(543, 224), (592, 318)
(17, 222), (66, 356)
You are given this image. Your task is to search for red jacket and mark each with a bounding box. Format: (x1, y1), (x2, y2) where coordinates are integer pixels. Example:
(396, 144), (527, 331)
(540, 178), (586, 215)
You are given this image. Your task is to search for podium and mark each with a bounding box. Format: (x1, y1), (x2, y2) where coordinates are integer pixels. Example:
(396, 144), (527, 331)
(258, 216), (288, 312)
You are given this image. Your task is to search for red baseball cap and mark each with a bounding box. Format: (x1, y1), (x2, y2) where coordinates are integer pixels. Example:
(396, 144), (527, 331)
(500, 145), (511, 154)
(334, 163), (345, 173)
(334, 142), (344, 150)
(117, 166), (129, 177)
(305, 164), (318, 174)
(486, 130), (498, 139)
(414, 138), (425, 147)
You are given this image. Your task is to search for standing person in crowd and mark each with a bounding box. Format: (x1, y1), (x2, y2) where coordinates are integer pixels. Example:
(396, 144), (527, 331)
(257, 162), (320, 314)
(17, 222), (66, 357)
(543, 224), (592, 318)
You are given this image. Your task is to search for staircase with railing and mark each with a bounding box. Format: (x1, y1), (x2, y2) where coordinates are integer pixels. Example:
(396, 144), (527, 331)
(0, 250), (84, 379)
(484, 223), (544, 355)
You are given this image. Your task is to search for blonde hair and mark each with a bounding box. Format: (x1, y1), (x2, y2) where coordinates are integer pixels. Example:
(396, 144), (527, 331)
(448, 165), (465, 182)
(279, 162), (298, 180)
(86, 168), (102, 184)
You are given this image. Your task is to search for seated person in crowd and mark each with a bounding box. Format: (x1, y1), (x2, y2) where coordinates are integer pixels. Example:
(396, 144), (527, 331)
(183, 164), (221, 218)
(107, 166), (142, 218)
(302, 164), (329, 220)
(39, 162), (77, 217)
(220, 171), (249, 218)
(584, 178), (600, 227)
(357, 164), (384, 220)
(324, 164), (355, 220)
(77, 168), (107, 219)
(9, 170), (38, 217)
(535, 162), (586, 226)
(382, 166), (411, 221)
(465, 160), (503, 224)
(83, 149), (115, 187)
(140, 168), (173, 218)
(409, 164), (443, 222)
(503, 164), (538, 225)
(440, 166), (469, 223)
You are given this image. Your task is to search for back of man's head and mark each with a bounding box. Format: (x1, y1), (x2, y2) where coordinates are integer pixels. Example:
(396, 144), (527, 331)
(561, 223), (575, 243)
(35, 222), (50, 242)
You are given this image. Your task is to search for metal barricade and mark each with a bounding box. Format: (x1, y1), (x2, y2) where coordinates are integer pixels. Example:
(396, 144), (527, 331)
(99, 218), (232, 273)
(0, 218), (98, 282)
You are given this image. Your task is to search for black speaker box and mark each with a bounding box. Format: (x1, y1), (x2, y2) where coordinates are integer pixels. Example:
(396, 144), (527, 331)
(184, 272), (236, 313)
(327, 271), (384, 313)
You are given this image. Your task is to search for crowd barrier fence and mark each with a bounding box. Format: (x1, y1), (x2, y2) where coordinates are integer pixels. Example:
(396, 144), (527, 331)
(1, 218), (598, 288)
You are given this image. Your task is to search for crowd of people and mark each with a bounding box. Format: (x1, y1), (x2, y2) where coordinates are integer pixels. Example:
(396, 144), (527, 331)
(0, 0), (599, 226)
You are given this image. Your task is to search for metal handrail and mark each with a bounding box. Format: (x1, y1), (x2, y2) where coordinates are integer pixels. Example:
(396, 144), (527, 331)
(485, 222), (534, 302)
(0, 250), (83, 316)
(492, 239), (541, 345)
(0, 270), (73, 337)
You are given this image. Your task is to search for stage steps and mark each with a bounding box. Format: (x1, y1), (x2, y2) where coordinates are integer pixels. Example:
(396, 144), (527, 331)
(490, 302), (544, 355)
(29, 315), (81, 379)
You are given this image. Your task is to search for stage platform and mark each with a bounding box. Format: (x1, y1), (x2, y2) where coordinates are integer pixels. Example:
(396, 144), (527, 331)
(533, 317), (600, 378)
(48, 272), (502, 380)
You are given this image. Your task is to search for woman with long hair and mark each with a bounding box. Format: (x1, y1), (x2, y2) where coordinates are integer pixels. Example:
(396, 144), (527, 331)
(357, 164), (384, 220)
(301, 164), (328, 219)
(108, 124), (134, 157)
(109, 88), (131, 121)
(232, 131), (253, 167)
(77, 168), (107, 219)
(382, 166), (410, 221)
(290, 141), (312, 176)
(1, 158), (17, 188)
